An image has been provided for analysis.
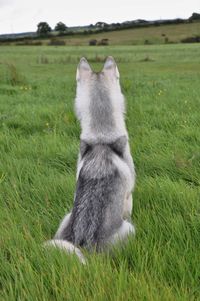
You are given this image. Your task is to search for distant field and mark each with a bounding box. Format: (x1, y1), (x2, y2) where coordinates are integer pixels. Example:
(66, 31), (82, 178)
(0, 44), (200, 300)
(63, 22), (200, 45)
(3, 21), (200, 46)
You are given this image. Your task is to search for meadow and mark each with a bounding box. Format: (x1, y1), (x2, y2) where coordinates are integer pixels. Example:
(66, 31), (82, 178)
(0, 44), (200, 300)
(3, 21), (200, 46)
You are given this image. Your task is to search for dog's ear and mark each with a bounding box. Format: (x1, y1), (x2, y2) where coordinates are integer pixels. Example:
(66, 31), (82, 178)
(76, 57), (92, 81)
(109, 136), (127, 157)
(80, 140), (92, 158)
(103, 56), (120, 79)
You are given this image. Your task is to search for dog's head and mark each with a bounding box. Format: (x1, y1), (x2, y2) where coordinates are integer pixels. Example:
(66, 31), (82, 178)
(75, 57), (125, 138)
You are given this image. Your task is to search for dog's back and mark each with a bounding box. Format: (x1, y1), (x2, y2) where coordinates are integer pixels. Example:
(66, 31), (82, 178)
(61, 138), (127, 250)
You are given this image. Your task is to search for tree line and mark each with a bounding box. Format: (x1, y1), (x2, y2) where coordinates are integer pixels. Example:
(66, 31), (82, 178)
(0, 12), (199, 42)
(37, 13), (200, 37)
(37, 22), (68, 36)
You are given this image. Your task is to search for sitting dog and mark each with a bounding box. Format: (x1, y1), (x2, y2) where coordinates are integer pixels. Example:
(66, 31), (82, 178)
(45, 57), (136, 263)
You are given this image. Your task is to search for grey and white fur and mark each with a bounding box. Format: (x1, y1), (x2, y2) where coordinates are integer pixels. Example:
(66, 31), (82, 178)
(45, 56), (136, 263)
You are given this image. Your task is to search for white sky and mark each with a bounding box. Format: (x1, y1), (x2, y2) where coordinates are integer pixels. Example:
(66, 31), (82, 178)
(0, 0), (199, 34)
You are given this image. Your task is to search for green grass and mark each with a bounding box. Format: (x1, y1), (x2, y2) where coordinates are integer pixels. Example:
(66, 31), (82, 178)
(0, 44), (200, 300)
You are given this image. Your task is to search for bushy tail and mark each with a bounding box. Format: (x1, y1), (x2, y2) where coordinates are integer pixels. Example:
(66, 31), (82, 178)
(44, 239), (86, 264)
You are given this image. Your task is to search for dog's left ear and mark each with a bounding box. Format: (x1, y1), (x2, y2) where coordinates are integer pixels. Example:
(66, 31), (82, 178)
(103, 56), (120, 79)
(76, 57), (92, 81)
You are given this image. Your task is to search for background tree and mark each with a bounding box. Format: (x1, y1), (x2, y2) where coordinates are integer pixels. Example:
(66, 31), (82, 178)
(54, 22), (67, 34)
(37, 22), (52, 37)
(189, 12), (200, 21)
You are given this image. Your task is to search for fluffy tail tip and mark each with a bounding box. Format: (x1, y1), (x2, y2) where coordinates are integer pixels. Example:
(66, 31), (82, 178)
(43, 239), (86, 264)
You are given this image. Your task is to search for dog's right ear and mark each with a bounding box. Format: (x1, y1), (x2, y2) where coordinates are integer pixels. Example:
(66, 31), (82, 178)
(76, 57), (92, 81)
(103, 56), (120, 80)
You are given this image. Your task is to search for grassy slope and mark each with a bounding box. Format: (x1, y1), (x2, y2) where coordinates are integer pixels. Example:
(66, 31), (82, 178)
(65, 22), (200, 45)
(0, 44), (200, 300)
(10, 21), (200, 46)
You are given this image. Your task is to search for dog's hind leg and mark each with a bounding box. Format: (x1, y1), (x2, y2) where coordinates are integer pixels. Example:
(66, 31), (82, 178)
(123, 193), (133, 220)
(54, 212), (71, 239)
(110, 220), (135, 245)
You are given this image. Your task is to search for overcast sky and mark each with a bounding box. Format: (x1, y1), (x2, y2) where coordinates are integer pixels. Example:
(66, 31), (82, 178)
(0, 0), (199, 34)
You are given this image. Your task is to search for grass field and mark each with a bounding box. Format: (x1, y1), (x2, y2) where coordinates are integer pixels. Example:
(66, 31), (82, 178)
(3, 21), (200, 46)
(0, 44), (200, 300)
(59, 22), (200, 45)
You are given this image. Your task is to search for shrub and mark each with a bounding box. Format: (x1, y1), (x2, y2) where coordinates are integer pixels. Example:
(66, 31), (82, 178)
(4, 63), (26, 85)
(37, 55), (49, 64)
(48, 38), (66, 46)
(164, 37), (169, 44)
(139, 56), (154, 62)
(15, 41), (42, 46)
(97, 38), (109, 46)
(89, 39), (97, 46)
(181, 36), (200, 43)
